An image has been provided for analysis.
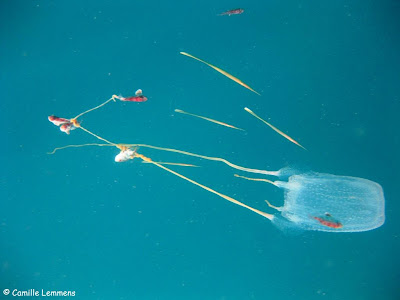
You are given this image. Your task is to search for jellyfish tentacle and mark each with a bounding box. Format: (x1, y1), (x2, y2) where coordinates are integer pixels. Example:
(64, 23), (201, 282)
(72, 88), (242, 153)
(73, 97), (116, 120)
(234, 174), (278, 187)
(77, 125), (116, 145)
(180, 52), (261, 95)
(175, 109), (245, 131)
(48, 142), (281, 176)
(141, 161), (199, 167)
(133, 153), (274, 220)
(265, 200), (283, 211)
(244, 107), (307, 150)
(121, 144), (280, 176)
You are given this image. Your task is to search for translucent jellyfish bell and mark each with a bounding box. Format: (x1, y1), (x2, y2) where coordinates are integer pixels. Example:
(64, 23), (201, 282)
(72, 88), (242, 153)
(268, 172), (385, 232)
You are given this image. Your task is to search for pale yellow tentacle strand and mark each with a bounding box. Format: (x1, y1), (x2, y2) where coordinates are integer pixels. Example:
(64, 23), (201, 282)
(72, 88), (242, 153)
(48, 143), (116, 155)
(48, 142), (281, 177)
(123, 144), (281, 176)
(175, 109), (244, 131)
(141, 161), (199, 167)
(265, 200), (283, 211)
(234, 174), (278, 187)
(77, 125), (116, 145)
(245, 107), (307, 150)
(72, 96), (116, 120)
(142, 159), (273, 220)
(180, 52), (261, 96)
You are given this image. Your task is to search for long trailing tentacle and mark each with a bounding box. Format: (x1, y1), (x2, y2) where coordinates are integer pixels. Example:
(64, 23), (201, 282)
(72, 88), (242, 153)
(48, 142), (281, 177)
(141, 161), (199, 167)
(47, 143), (116, 155)
(134, 153), (274, 220)
(77, 125), (116, 145)
(72, 96), (116, 120)
(244, 107), (307, 150)
(122, 144), (281, 176)
(175, 109), (244, 131)
(180, 52), (261, 96)
(234, 174), (277, 186)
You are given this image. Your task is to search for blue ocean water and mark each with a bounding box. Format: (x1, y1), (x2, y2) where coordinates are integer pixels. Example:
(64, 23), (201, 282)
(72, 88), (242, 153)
(1, 0), (399, 299)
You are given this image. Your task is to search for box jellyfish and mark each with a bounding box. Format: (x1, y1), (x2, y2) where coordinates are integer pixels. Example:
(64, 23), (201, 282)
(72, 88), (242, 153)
(238, 171), (385, 232)
(49, 139), (385, 232)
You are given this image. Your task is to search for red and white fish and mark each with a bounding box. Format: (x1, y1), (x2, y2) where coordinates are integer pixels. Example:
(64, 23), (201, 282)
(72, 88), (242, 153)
(218, 8), (244, 16)
(48, 115), (70, 126)
(313, 213), (343, 229)
(48, 115), (78, 134)
(59, 122), (78, 135)
(115, 89), (147, 102)
(115, 148), (136, 162)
